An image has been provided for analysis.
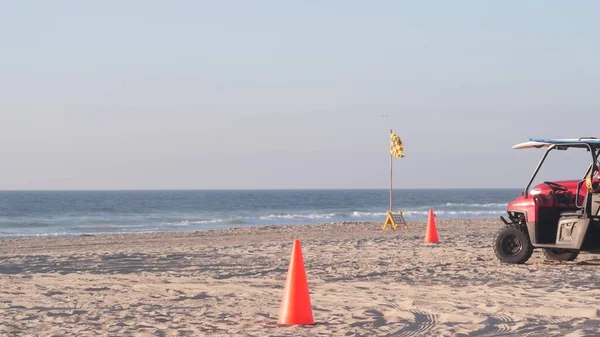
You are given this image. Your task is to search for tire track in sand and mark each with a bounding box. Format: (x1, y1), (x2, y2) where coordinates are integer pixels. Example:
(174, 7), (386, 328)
(384, 309), (438, 337)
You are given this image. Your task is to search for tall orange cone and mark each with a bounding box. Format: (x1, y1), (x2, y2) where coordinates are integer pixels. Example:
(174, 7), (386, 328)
(278, 240), (314, 325)
(424, 209), (439, 243)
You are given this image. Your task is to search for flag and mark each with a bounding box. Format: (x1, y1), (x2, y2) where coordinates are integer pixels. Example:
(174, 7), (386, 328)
(390, 132), (404, 158)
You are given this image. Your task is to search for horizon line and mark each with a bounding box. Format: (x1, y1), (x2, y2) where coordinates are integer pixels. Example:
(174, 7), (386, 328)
(0, 187), (523, 192)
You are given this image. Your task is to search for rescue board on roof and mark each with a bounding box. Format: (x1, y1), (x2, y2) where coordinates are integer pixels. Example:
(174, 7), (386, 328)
(512, 138), (600, 150)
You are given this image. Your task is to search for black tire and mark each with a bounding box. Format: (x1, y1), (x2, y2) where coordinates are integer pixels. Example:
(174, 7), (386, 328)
(542, 248), (579, 261)
(493, 224), (534, 264)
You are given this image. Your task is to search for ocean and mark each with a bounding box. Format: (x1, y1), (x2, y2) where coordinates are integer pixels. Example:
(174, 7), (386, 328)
(0, 189), (519, 237)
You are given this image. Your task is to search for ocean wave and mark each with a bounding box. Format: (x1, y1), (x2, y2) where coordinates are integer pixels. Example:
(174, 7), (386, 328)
(351, 211), (388, 217)
(168, 209), (507, 226)
(259, 213), (338, 220)
(0, 209), (508, 238)
(166, 219), (224, 226)
(444, 202), (507, 208)
(73, 224), (148, 230)
(403, 210), (505, 216)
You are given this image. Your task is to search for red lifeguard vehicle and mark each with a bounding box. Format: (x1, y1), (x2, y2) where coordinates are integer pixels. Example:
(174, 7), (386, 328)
(495, 138), (600, 264)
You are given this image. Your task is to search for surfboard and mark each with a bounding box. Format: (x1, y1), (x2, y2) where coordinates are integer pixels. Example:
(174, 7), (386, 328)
(512, 141), (551, 150)
(513, 138), (600, 150)
(529, 138), (600, 144)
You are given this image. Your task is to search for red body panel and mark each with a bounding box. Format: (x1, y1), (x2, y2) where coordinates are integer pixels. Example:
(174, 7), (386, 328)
(507, 180), (586, 223)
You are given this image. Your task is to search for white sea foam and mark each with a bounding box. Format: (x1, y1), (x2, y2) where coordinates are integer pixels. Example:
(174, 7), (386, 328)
(259, 213), (338, 220)
(351, 211), (388, 217)
(444, 202), (507, 208)
(403, 210), (505, 216)
(167, 219), (224, 226)
(166, 209), (507, 227)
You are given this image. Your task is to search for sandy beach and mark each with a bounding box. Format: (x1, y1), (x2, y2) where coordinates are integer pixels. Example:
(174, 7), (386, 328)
(1, 219), (600, 336)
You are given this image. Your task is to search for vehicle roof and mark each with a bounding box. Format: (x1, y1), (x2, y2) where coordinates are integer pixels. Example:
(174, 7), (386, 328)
(512, 138), (600, 150)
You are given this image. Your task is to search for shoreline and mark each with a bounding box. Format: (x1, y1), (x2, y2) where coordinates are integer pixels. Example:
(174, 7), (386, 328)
(0, 217), (501, 242)
(0, 218), (498, 250)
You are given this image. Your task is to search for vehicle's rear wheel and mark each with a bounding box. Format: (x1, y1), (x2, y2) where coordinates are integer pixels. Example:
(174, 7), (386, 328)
(542, 248), (579, 261)
(493, 224), (534, 264)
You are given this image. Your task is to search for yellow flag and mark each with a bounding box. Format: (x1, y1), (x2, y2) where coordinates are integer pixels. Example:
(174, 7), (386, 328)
(390, 132), (404, 158)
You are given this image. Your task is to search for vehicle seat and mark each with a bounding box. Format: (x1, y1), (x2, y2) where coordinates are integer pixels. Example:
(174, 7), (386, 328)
(586, 193), (600, 217)
(560, 180), (600, 218)
(561, 209), (584, 217)
(562, 187), (594, 218)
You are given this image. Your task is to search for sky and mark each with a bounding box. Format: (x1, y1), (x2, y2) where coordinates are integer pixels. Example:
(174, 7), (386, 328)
(1, 1), (599, 190)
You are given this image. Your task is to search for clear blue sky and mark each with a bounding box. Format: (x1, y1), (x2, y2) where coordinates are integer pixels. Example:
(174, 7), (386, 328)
(1, 1), (599, 189)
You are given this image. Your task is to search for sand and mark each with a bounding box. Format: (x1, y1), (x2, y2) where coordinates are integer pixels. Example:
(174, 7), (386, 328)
(1, 219), (600, 336)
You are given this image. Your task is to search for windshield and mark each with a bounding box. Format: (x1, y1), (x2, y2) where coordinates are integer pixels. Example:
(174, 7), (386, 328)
(527, 146), (598, 194)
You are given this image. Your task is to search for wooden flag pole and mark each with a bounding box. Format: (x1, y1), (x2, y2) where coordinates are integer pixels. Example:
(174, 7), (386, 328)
(389, 129), (394, 212)
(383, 129), (397, 230)
(383, 129), (408, 231)
(389, 129), (393, 212)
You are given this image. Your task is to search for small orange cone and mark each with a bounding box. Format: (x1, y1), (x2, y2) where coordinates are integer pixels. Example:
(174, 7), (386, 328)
(278, 240), (314, 326)
(424, 209), (439, 243)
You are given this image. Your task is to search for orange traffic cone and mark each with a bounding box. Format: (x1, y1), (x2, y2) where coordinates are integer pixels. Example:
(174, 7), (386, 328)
(278, 240), (314, 326)
(424, 209), (439, 243)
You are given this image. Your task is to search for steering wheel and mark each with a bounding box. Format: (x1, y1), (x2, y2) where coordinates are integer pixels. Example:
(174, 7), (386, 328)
(543, 181), (568, 192)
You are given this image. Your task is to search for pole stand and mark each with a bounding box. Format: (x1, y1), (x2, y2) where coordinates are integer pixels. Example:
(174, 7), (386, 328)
(382, 210), (408, 231)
